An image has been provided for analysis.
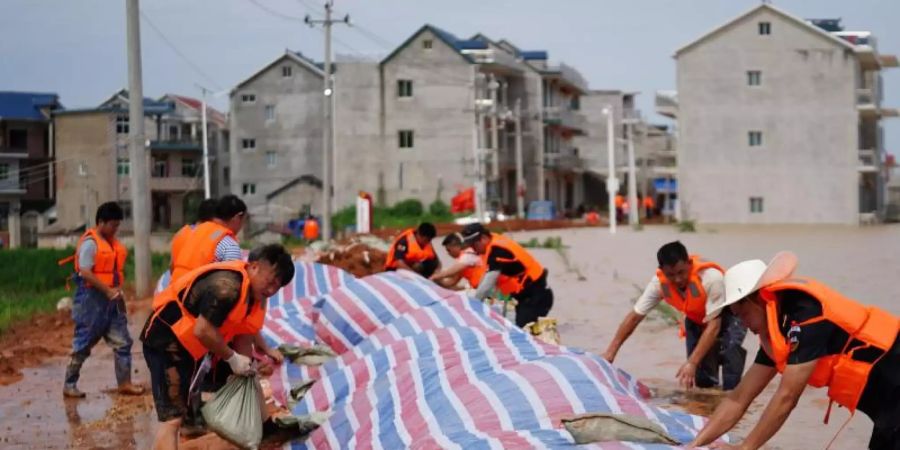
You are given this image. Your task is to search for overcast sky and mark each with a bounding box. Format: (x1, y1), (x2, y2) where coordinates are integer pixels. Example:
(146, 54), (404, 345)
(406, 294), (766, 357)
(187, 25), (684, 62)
(2, 0), (897, 152)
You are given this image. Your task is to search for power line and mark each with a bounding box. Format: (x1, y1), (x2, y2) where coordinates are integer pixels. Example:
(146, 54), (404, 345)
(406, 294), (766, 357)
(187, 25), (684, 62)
(245, 0), (306, 21)
(139, 10), (223, 90)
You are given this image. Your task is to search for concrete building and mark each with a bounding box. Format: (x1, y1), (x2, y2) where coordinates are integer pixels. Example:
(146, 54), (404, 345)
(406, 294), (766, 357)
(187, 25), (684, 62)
(673, 4), (897, 224)
(0, 91), (62, 247)
(51, 90), (228, 234)
(230, 26), (592, 226)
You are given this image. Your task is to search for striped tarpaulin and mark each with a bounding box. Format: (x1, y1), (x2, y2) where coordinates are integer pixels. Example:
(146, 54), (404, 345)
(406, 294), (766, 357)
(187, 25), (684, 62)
(157, 263), (711, 448)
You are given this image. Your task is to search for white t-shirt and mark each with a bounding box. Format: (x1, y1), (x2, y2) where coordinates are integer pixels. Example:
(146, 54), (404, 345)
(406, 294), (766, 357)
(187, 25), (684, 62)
(457, 250), (481, 267)
(633, 268), (724, 319)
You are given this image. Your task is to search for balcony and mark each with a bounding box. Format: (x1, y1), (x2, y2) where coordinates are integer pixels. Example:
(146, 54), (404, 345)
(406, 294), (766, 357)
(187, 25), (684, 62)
(149, 138), (202, 153)
(463, 48), (524, 74)
(655, 91), (678, 119)
(542, 63), (589, 94)
(858, 149), (878, 173)
(149, 176), (200, 192)
(543, 106), (587, 134)
(544, 148), (583, 171)
(0, 147), (29, 159)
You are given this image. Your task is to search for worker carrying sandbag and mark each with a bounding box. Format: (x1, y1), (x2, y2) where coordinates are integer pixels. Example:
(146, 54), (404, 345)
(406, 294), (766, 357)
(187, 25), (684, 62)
(603, 241), (747, 391)
(201, 374), (267, 450)
(141, 244), (294, 449)
(688, 252), (900, 450)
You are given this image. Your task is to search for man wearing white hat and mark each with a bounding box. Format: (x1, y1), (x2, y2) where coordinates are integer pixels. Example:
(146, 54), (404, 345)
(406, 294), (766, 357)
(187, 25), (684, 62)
(689, 253), (900, 450)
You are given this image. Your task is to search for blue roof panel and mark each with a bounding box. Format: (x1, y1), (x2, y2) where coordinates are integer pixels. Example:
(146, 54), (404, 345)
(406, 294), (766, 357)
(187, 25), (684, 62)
(520, 50), (548, 61)
(0, 91), (60, 120)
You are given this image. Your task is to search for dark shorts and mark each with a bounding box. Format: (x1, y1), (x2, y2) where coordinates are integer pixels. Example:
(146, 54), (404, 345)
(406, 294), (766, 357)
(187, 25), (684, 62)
(143, 342), (196, 422)
(513, 272), (554, 328)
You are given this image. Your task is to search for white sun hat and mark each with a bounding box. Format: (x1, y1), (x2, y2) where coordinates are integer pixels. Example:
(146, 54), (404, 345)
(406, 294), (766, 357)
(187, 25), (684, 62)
(704, 252), (798, 322)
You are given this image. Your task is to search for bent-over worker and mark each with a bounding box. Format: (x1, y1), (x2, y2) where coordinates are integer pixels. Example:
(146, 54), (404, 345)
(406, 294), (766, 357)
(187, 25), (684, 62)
(429, 232), (485, 290)
(141, 244), (294, 450)
(689, 253), (900, 450)
(603, 241), (747, 390)
(384, 222), (440, 278)
(169, 195), (247, 283)
(460, 223), (553, 328)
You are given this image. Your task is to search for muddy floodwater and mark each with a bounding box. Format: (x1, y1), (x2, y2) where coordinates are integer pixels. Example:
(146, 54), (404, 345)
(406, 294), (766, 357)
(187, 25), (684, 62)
(1, 224), (897, 449)
(511, 224), (900, 450)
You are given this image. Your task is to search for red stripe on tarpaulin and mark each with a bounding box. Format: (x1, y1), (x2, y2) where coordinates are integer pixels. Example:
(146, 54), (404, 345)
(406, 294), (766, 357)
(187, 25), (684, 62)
(305, 264), (319, 297)
(364, 275), (429, 318)
(389, 340), (445, 449)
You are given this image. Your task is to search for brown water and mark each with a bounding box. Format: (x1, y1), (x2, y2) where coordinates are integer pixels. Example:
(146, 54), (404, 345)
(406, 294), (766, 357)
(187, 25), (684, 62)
(508, 224), (900, 449)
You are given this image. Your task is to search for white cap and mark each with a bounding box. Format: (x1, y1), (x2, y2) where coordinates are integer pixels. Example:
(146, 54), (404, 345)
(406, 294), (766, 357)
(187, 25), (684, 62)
(704, 252), (798, 323)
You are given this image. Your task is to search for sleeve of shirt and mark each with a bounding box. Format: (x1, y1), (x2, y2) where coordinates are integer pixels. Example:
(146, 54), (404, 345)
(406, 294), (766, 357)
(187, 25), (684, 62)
(633, 276), (664, 315)
(77, 238), (97, 271)
(214, 236), (243, 262)
(700, 268), (725, 320)
(458, 252), (481, 267)
(193, 272), (243, 327)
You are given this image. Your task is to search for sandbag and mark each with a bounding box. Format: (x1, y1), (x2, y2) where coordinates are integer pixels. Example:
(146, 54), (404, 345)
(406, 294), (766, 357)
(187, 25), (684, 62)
(290, 379), (317, 403)
(201, 375), (266, 450)
(279, 344), (337, 366)
(562, 412), (679, 445)
(273, 410), (332, 436)
(524, 317), (561, 345)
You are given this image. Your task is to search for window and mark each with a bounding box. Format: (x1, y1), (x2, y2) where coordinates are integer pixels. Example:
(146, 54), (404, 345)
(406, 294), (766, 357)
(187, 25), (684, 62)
(266, 151), (277, 168)
(152, 158), (167, 177)
(8, 129), (27, 149)
(758, 22), (771, 35)
(423, 39), (433, 49)
(750, 197), (764, 213)
(241, 93), (256, 103)
(242, 183), (256, 195)
(398, 130), (414, 148)
(747, 70), (762, 86)
(282, 66), (293, 77)
(0, 163), (8, 180)
(120, 201), (133, 220)
(117, 158), (130, 176)
(78, 162), (88, 176)
(570, 96), (580, 111)
(168, 125), (179, 140)
(264, 105), (275, 121)
(397, 79), (413, 98)
(241, 138), (256, 150)
(116, 115), (129, 134)
(223, 166), (230, 186)
(748, 131), (763, 146)
(181, 158), (198, 176)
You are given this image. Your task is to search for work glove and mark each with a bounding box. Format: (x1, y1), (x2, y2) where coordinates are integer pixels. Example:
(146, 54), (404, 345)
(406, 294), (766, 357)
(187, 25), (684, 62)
(225, 351), (253, 376)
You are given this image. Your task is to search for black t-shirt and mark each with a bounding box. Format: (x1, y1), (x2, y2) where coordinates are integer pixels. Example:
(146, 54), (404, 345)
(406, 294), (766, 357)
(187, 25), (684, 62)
(754, 289), (900, 422)
(486, 246), (527, 276)
(142, 270), (247, 350)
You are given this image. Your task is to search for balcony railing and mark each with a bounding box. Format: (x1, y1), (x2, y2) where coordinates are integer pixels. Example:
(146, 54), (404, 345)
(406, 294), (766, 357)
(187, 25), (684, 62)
(148, 176), (200, 192)
(857, 88), (876, 106)
(149, 138), (202, 152)
(655, 90), (678, 118)
(858, 149), (878, 172)
(544, 148), (582, 170)
(543, 106), (587, 132)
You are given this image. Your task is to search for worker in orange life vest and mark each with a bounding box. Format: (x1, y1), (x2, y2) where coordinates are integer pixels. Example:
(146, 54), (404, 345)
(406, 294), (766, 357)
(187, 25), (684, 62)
(60, 202), (144, 398)
(384, 222), (440, 278)
(141, 244), (294, 449)
(429, 232), (486, 291)
(169, 195), (247, 283)
(689, 252), (900, 450)
(603, 241), (748, 390)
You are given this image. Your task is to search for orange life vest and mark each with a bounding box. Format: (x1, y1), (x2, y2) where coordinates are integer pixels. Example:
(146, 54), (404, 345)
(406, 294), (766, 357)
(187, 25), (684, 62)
(59, 228), (127, 289)
(303, 218), (320, 241)
(585, 212), (600, 225)
(170, 221), (235, 283)
(760, 277), (899, 417)
(484, 234), (545, 296)
(459, 250), (486, 289)
(614, 195), (625, 208)
(643, 196), (655, 209)
(145, 260), (254, 360)
(385, 229), (436, 269)
(656, 255), (724, 330)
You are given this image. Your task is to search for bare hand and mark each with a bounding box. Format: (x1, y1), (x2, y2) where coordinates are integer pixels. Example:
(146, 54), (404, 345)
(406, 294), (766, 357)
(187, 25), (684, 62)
(676, 361), (697, 389)
(107, 289), (124, 301)
(265, 347), (284, 365)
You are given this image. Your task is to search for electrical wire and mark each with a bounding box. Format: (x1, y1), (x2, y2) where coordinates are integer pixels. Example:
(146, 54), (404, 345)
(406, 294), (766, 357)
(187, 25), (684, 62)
(139, 10), (223, 90)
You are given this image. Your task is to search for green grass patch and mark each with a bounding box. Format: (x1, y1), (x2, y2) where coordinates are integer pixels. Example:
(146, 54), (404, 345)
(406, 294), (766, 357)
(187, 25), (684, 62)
(518, 236), (565, 249)
(677, 220), (697, 233)
(331, 199), (457, 233)
(0, 247), (169, 334)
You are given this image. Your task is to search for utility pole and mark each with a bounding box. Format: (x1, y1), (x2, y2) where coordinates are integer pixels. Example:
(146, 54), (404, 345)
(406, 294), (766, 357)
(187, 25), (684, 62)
(199, 86), (211, 199)
(626, 121), (639, 226)
(514, 99), (525, 218)
(474, 105), (486, 221)
(488, 75), (500, 185)
(305, 1), (348, 241)
(126, 0), (152, 297)
(603, 106), (617, 234)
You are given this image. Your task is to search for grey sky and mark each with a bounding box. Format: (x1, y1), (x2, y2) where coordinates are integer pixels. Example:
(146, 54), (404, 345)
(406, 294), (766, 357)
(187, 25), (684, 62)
(2, 0), (897, 153)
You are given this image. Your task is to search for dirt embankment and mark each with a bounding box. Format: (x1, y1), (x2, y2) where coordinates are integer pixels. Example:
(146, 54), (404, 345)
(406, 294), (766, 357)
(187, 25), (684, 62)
(0, 310), (74, 385)
(315, 241), (387, 277)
